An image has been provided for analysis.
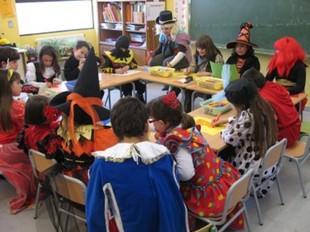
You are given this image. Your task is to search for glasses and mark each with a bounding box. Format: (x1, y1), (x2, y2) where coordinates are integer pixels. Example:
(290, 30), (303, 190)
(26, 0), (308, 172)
(148, 118), (159, 123)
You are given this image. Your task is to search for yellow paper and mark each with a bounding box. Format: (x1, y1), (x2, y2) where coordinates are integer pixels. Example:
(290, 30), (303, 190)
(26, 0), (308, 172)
(0, 0), (15, 18)
(194, 116), (225, 136)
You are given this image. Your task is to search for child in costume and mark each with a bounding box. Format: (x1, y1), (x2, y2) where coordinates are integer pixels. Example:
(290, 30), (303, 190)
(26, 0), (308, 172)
(18, 95), (63, 160)
(226, 22), (260, 77)
(0, 69), (37, 214)
(0, 46), (20, 71)
(242, 68), (301, 147)
(182, 34), (224, 112)
(49, 48), (117, 184)
(26, 45), (62, 88)
(102, 35), (145, 102)
(87, 97), (189, 232)
(147, 92), (242, 230)
(213, 78), (278, 197)
(149, 10), (191, 91)
(266, 36), (308, 110)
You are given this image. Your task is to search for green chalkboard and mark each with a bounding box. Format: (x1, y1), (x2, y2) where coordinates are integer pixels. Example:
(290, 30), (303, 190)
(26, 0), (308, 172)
(189, 0), (310, 55)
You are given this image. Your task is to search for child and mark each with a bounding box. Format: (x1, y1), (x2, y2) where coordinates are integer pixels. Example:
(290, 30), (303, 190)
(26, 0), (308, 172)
(26, 45), (62, 88)
(18, 95), (62, 160)
(49, 48), (117, 184)
(182, 34), (224, 112)
(0, 46), (20, 71)
(102, 35), (146, 102)
(87, 97), (189, 232)
(149, 10), (192, 91)
(184, 34), (224, 76)
(146, 92), (242, 230)
(242, 68), (301, 147)
(213, 78), (278, 197)
(226, 22), (260, 77)
(0, 69), (37, 214)
(266, 36), (307, 110)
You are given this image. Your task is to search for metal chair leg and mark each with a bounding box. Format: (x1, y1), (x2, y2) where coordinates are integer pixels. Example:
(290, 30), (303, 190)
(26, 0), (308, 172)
(295, 160), (307, 198)
(275, 177), (285, 205)
(252, 185), (264, 225)
(33, 183), (41, 219)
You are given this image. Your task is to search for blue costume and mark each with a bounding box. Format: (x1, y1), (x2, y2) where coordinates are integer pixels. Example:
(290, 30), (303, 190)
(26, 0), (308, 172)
(86, 141), (189, 232)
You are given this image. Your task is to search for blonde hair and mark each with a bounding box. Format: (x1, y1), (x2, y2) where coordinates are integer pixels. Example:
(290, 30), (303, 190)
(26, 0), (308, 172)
(156, 22), (180, 41)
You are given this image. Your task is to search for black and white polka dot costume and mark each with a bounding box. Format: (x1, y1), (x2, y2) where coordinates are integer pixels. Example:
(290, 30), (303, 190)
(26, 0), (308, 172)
(221, 109), (276, 197)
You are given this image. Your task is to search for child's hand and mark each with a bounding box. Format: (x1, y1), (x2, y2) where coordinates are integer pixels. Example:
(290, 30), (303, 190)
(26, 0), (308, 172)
(149, 50), (154, 57)
(166, 62), (173, 68)
(46, 82), (53, 88)
(52, 79), (61, 86)
(183, 68), (190, 75)
(211, 117), (227, 127)
(78, 57), (86, 70)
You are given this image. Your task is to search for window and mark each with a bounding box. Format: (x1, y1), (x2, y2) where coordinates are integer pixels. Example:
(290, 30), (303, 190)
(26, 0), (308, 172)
(16, 0), (93, 35)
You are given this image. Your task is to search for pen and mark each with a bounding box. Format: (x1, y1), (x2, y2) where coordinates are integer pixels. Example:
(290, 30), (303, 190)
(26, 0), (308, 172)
(211, 113), (222, 127)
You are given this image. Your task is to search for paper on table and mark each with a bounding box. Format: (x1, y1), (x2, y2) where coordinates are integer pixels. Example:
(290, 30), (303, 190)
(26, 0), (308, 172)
(210, 61), (239, 81)
(194, 116), (225, 135)
(111, 70), (141, 76)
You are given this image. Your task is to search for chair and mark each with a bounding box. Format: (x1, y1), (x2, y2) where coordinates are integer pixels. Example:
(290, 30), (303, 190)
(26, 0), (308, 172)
(284, 135), (310, 198)
(251, 138), (287, 225)
(190, 168), (255, 232)
(51, 173), (87, 232)
(28, 149), (57, 219)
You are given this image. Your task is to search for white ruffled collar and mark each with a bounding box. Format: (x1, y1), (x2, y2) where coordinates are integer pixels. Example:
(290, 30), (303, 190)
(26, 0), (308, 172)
(92, 141), (170, 164)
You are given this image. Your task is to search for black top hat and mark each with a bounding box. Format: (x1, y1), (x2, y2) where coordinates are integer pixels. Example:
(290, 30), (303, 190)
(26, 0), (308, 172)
(49, 48), (110, 125)
(226, 22), (258, 49)
(156, 10), (177, 25)
(225, 78), (258, 106)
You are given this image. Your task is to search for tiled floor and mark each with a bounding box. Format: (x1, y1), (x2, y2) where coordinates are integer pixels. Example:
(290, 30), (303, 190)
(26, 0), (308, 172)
(1, 83), (309, 232)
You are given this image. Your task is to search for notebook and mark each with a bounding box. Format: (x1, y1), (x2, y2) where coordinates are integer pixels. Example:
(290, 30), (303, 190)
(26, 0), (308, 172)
(210, 61), (239, 81)
(65, 80), (77, 91)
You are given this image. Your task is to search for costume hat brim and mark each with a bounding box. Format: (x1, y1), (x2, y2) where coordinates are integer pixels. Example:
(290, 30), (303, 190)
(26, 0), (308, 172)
(226, 40), (258, 49)
(155, 17), (177, 25)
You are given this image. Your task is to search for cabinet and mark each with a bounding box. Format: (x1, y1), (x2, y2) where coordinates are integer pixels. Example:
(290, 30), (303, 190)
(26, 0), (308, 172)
(97, 0), (165, 65)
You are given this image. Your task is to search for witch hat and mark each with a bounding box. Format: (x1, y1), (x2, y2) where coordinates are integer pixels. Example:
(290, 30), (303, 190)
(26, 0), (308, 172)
(49, 48), (110, 125)
(226, 22), (258, 49)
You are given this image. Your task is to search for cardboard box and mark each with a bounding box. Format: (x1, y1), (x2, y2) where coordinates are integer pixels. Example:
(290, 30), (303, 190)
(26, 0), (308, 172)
(133, 12), (144, 24)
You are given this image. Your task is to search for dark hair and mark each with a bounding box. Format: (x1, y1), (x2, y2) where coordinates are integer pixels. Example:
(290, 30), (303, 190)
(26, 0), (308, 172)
(111, 97), (148, 140)
(241, 67), (266, 89)
(111, 35), (131, 59)
(0, 47), (20, 66)
(195, 34), (222, 61)
(146, 94), (195, 130)
(25, 95), (49, 125)
(225, 79), (277, 158)
(38, 45), (61, 76)
(0, 69), (20, 131)
(75, 40), (90, 50)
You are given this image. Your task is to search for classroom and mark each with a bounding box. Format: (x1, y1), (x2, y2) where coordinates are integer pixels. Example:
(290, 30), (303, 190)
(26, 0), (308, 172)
(1, 0), (310, 231)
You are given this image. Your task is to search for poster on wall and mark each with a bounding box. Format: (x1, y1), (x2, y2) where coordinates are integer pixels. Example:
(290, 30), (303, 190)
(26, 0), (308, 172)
(174, 0), (189, 33)
(0, 0), (15, 18)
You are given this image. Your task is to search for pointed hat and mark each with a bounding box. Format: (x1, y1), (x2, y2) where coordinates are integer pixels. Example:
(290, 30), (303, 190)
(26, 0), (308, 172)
(226, 22), (258, 49)
(49, 48), (110, 124)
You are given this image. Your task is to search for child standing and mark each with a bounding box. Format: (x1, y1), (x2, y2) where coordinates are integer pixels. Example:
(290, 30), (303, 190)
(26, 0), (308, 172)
(213, 78), (278, 197)
(147, 92), (242, 230)
(26, 45), (62, 88)
(18, 95), (62, 160)
(226, 22), (260, 77)
(49, 48), (117, 184)
(242, 68), (301, 147)
(102, 35), (146, 102)
(182, 34), (224, 112)
(0, 69), (37, 214)
(87, 97), (189, 232)
(266, 36), (308, 110)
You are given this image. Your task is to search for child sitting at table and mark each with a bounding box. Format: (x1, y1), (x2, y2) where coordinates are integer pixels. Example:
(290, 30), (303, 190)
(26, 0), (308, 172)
(87, 96), (189, 232)
(18, 95), (63, 160)
(102, 35), (146, 102)
(26, 45), (62, 88)
(242, 68), (301, 147)
(49, 48), (117, 184)
(212, 78), (278, 197)
(146, 91), (242, 231)
(0, 69), (37, 214)
(226, 22), (260, 77)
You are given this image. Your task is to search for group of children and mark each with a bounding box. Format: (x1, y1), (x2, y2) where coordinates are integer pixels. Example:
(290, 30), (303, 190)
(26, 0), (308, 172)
(0, 9), (307, 232)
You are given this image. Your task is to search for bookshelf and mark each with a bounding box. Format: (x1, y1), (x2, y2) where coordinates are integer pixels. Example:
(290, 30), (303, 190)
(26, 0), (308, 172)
(97, 0), (165, 65)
